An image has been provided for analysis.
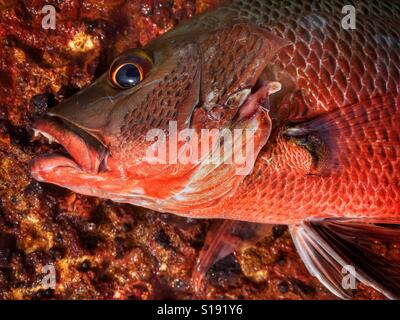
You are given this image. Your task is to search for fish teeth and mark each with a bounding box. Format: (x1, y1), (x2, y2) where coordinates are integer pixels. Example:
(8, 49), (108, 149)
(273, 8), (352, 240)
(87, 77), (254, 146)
(34, 129), (59, 144)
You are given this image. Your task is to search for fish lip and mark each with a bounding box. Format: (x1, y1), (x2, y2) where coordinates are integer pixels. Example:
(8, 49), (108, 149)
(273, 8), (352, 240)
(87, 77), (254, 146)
(30, 115), (109, 176)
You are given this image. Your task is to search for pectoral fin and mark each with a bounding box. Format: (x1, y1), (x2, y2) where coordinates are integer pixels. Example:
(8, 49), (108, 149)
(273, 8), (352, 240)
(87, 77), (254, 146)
(290, 219), (400, 299)
(285, 94), (400, 175)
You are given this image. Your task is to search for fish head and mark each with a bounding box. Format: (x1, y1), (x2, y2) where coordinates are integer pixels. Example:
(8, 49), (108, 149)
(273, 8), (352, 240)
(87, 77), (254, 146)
(30, 16), (289, 213)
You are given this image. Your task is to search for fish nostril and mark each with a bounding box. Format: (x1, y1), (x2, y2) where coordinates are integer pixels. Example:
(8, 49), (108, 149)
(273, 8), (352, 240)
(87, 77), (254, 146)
(50, 87), (80, 109)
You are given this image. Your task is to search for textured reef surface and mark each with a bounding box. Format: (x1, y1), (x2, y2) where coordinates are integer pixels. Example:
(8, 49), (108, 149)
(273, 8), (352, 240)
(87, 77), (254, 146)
(0, 0), (384, 299)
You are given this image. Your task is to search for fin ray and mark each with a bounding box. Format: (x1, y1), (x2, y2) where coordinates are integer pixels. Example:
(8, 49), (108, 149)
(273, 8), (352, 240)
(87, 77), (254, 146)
(291, 219), (400, 299)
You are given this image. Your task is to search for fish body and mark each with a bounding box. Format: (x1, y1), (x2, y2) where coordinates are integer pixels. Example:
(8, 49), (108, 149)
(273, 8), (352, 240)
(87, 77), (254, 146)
(30, 0), (400, 298)
(31, 0), (400, 223)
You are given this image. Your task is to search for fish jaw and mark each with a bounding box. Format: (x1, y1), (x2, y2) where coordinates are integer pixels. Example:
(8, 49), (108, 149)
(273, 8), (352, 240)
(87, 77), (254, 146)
(30, 116), (108, 176)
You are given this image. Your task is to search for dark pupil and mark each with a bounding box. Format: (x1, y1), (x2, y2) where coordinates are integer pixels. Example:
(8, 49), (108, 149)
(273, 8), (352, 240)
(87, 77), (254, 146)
(116, 64), (141, 88)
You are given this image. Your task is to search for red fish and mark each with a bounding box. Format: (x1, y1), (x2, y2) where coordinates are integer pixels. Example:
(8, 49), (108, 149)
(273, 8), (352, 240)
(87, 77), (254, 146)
(30, 0), (400, 299)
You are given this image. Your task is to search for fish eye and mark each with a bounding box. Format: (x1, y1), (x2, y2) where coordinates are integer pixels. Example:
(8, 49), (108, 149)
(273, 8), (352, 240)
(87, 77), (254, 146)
(110, 50), (152, 89)
(112, 63), (143, 88)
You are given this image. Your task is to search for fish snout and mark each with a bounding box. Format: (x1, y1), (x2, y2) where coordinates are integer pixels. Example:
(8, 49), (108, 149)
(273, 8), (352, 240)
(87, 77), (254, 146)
(31, 115), (108, 176)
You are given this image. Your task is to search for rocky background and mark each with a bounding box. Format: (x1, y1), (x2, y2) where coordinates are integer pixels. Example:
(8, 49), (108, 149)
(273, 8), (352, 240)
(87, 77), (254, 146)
(0, 0), (383, 299)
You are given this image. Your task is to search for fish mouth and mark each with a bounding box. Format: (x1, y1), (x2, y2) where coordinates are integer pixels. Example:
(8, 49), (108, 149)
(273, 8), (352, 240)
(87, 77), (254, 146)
(30, 115), (108, 177)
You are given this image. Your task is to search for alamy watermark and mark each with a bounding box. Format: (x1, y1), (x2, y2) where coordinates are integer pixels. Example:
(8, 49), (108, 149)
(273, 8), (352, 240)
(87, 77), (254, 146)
(145, 121), (256, 176)
(342, 5), (356, 30)
(341, 265), (357, 290)
(40, 4), (356, 31)
(41, 263), (56, 290)
(41, 5), (56, 30)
